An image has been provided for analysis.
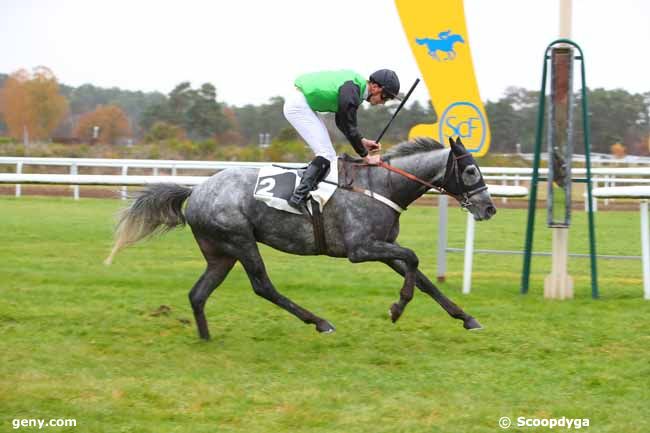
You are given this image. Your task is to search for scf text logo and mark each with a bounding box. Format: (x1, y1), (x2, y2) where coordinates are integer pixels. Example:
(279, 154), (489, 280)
(439, 101), (486, 153)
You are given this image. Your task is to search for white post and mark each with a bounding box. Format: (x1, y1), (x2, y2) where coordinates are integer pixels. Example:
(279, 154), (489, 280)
(153, 167), (159, 177)
(70, 163), (79, 200)
(640, 200), (650, 300)
(587, 179), (598, 212)
(544, 227), (574, 299)
(559, 0), (572, 39)
(501, 178), (508, 204)
(437, 194), (448, 282)
(121, 166), (128, 200)
(16, 162), (22, 197)
(462, 211), (475, 294)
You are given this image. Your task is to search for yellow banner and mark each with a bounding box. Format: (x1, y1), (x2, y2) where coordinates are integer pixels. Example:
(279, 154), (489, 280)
(395, 0), (491, 156)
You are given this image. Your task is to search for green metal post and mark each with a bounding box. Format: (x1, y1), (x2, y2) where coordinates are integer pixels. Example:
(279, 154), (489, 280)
(577, 48), (599, 298)
(520, 50), (549, 294)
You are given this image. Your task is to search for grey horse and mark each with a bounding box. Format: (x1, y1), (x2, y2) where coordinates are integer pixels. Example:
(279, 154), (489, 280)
(106, 137), (496, 340)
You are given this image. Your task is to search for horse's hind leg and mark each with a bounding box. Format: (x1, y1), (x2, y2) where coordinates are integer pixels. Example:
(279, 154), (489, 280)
(238, 241), (335, 333)
(188, 256), (236, 340)
(385, 259), (482, 330)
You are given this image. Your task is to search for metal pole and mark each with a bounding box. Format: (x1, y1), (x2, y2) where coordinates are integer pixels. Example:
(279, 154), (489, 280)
(641, 201), (650, 300)
(521, 49), (549, 294)
(580, 50), (599, 298)
(437, 194), (448, 282)
(462, 211), (475, 294)
(559, 0), (572, 39)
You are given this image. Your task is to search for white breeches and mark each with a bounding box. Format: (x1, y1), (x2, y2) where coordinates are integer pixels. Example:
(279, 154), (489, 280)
(283, 89), (337, 163)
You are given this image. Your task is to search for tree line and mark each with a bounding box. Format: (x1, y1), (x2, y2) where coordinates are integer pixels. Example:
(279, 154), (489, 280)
(1, 67), (649, 155)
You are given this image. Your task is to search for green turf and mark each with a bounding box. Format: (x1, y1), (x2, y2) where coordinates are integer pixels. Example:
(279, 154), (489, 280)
(1, 196), (649, 433)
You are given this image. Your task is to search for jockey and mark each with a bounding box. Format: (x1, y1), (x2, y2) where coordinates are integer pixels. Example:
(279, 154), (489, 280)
(283, 69), (400, 212)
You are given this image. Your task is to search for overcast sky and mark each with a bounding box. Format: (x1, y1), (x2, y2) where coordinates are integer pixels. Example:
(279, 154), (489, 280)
(1, 0), (648, 107)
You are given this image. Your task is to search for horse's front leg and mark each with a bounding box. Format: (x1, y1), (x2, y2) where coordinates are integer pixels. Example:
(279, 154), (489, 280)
(348, 241), (418, 323)
(384, 259), (482, 330)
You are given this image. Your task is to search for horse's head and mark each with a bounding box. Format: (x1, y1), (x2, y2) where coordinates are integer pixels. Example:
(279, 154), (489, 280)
(442, 137), (496, 221)
(450, 34), (465, 45)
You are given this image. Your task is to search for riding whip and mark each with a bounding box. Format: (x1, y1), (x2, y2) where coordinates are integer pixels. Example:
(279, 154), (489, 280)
(375, 78), (421, 144)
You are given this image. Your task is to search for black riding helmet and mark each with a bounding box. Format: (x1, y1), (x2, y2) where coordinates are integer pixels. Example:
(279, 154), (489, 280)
(369, 69), (401, 100)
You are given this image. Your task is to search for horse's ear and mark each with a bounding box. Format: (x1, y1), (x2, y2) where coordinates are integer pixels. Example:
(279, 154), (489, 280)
(450, 139), (460, 156)
(449, 136), (464, 156)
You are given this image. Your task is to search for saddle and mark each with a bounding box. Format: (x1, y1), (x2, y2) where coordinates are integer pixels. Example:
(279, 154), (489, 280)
(253, 162), (339, 216)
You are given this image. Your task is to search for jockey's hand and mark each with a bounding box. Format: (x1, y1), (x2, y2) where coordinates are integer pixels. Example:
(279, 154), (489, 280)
(364, 154), (381, 165)
(362, 138), (381, 152)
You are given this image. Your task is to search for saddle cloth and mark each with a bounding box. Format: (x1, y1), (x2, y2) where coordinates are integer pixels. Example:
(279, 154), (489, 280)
(253, 163), (338, 215)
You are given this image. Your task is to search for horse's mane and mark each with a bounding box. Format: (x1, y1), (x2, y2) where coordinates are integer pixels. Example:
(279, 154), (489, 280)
(383, 137), (445, 159)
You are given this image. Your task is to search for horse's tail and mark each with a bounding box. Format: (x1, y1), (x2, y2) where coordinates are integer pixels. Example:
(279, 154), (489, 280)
(104, 183), (193, 265)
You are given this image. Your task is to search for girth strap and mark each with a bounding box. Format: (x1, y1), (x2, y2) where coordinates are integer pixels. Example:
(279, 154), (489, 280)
(309, 198), (327, 254)
(322, 179), (405, 213)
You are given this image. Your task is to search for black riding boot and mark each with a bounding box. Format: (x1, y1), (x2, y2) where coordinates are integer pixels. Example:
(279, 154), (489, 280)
(288, 156), (331, 212)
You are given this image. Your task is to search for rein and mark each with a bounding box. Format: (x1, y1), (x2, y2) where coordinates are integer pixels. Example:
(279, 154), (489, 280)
(340, 148), (487, 212)
(358, 151), (487, 209)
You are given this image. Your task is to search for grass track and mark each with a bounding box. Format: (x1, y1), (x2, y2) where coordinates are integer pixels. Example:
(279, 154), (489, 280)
(1, 196), (649, 432)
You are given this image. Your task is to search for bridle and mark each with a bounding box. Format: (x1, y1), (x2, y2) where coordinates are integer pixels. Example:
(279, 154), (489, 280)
(374, 149), (487, 210)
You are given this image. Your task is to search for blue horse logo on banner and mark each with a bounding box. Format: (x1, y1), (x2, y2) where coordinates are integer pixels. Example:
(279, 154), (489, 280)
(416, 30), (465, 61)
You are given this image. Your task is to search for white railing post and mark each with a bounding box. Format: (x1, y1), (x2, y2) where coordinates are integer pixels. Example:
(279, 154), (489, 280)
(121, 166), (128, 200)
(437, 194), (448, 282)
(70, 163), (79, 200)
(501, 178), (508, 204)
(587, 178), (598, 212)
(462, 211), (476, 294)
(641, 200), (650, 300)
(16, 162), (23, 197)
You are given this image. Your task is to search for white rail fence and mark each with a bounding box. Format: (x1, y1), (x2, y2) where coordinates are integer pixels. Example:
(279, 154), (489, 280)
(2, 157), (650, 298)
(4, 156), (650, 203)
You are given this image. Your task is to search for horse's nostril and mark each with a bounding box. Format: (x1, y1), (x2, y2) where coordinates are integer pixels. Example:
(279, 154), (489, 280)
(487, 206), (496, 217)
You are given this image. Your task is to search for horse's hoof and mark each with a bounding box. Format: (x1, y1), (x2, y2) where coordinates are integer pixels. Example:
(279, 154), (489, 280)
(463, 317), (483, 330)
(316, 320), (336, 333)
(389, 303), (403, 323)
